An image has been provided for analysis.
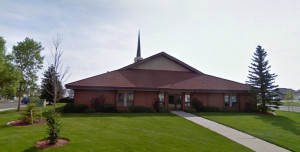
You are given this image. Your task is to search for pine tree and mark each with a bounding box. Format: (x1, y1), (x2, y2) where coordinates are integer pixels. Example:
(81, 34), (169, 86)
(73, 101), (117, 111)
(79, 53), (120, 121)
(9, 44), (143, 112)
(246, 45), (279, 113)
(40, 65), (63, 104)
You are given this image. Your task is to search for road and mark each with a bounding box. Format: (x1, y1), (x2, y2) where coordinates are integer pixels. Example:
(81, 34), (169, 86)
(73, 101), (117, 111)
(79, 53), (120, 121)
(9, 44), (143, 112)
(0, 101), (26, 112)
(278, 105), (300, 112)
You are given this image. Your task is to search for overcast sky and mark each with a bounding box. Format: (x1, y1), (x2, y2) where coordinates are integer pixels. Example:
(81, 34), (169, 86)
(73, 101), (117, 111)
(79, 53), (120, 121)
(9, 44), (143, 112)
(0, 0), (299, 90)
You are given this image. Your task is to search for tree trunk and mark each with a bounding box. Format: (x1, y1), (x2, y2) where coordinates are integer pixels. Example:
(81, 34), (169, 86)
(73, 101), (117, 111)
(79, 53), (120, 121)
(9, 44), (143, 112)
(53, 81), (57, 114)
(17, 84), (22, 112)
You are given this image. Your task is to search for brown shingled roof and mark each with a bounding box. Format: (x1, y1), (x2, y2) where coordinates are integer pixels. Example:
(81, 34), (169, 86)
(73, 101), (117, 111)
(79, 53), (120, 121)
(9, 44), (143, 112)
(66, 69), (251, 93)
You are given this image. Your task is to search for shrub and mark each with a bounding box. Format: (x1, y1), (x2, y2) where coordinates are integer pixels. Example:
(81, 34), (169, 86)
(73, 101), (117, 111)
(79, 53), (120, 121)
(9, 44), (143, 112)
(62, 103), (75, 113)
(159, 108), (170, 113)
(58, 97), (74, 103)
(46, 110), (61, 145)
(192, 98), (203, 112)
(74, 104), (88, 113)
(201, 106), (220, 112)
(153, 100), (159, 112)
(20, 102), (39, 124)
(184, 108), (196, 113)
(103, 104), (117, 113)
(91, 96), (105, 112)
(219, 108), (241, 113)
(130, 106), (155, 113)
(85, 108), (96, 113)
(117, 109), (130, 113)
(62, 103), (88, 113)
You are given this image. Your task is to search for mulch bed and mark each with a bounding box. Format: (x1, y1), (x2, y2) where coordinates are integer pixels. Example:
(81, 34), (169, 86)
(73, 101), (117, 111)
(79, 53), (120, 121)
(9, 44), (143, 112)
(35, 138), (69, 148)
(7, 119), (47, 127)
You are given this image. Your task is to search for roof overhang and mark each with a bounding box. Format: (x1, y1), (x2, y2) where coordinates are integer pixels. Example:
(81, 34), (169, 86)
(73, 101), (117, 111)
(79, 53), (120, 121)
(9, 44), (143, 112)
(66, 85), (251, 94)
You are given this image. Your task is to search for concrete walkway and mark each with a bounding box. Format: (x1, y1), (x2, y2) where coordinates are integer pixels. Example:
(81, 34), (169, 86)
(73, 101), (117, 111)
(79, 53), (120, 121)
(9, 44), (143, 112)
(171, 111), (290, 152)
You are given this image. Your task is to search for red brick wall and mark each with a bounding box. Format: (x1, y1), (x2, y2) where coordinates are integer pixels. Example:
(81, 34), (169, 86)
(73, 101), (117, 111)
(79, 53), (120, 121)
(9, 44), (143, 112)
(239, 93), (253, 110)
(191, 93), (209, 106)
(73, 89), (254, 111)
(207, 93), (224, 108)
(74, 90), (115, 107)
(134, 91), (157, 108)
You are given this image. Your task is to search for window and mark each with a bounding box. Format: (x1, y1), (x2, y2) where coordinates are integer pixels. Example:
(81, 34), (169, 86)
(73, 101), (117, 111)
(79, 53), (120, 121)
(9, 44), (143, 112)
(158, 93), (165, 106)
(225, 94), (237, 107)
(185, 94), (190, 107)
(117, 92), (134, 107)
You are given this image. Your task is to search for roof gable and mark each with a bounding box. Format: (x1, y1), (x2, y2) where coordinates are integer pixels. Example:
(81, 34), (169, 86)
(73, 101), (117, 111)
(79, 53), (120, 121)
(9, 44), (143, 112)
(132, 55), (191, 72)
(120, 52), (203, 74)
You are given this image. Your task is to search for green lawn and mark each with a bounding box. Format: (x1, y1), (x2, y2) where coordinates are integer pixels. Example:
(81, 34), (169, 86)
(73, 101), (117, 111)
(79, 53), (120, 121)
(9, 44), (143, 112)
(197, 111), (300, 152)
(282, 102), (300, 106)
(0, 105), (252, 152)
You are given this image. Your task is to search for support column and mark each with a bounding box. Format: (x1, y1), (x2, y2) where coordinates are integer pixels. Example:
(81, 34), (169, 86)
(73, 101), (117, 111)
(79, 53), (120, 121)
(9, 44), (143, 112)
(181, 92), (185, 110)
(165, 92), (168, 108)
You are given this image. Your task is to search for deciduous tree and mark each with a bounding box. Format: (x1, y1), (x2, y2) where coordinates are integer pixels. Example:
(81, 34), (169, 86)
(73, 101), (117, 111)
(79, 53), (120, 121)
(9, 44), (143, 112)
(11, 37), (44, 111)
(0, 36), (20, 100)
(47, 34), (70, 113)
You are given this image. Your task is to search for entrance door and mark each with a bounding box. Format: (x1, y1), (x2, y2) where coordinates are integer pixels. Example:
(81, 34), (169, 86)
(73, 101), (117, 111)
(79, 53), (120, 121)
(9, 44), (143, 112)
(168, 95), (182, 110)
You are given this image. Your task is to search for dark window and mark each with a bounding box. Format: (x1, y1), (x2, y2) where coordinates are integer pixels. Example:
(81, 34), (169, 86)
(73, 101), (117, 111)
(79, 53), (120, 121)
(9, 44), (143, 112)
(225, 94), (237, 107)
(117, 92), (134, 107)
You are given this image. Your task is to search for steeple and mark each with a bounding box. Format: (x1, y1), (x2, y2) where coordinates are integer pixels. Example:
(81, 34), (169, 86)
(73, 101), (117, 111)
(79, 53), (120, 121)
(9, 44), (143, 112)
(134, 31), (143, 62)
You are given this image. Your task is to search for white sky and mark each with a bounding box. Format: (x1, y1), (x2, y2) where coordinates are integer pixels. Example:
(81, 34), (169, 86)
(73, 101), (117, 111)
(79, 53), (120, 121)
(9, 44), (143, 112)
(0, 0), (299, 90)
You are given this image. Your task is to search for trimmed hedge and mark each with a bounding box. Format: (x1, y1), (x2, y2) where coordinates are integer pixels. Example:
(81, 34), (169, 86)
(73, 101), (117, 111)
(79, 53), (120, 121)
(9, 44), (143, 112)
(201, 106), (220, 112)
(62, 103), (88, 113)
(85, 108), (96, 113)
(130, 106), (155, 113)
(159, 108), (170, 113)
(58, 97), (74, 103)
(117, 109), (130, 113)
(103, 104), (117, 113)
(184, 108), (197, 113)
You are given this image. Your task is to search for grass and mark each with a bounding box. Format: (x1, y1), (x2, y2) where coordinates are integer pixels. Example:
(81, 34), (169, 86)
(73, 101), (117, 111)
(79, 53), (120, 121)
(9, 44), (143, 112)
(0, 104), (252, 152)
(196, 111), (300, 152)
(281, 102), (300, 106)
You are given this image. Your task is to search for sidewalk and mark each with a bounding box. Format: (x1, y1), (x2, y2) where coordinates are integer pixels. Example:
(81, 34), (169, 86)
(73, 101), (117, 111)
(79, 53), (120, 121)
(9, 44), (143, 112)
(171, 111), (290, 152)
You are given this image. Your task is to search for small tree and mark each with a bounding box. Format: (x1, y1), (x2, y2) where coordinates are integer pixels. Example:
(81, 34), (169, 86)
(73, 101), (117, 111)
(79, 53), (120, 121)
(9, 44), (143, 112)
(285, 91), (294, 111)
(11, 37), (44, 112)
(246, 45), (279, 113)
(153, 99), (159, 112)
(46, 110), (61, 145)
(20, 102), (38, 124)
(45, 34), (70, 114)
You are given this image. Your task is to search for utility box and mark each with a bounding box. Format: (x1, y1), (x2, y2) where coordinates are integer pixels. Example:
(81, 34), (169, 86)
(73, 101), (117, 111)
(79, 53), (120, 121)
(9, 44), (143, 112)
(36, 99), (46, 107)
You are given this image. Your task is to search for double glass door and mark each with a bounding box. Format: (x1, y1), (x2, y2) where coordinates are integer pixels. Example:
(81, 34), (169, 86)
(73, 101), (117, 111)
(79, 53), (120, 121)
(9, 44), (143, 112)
(168, 95), (182, 110)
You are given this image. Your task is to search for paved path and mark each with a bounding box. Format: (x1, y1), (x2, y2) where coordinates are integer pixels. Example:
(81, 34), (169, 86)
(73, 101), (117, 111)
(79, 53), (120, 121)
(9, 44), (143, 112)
(0, 102), (26, 112)
(171, 111), (290, 152)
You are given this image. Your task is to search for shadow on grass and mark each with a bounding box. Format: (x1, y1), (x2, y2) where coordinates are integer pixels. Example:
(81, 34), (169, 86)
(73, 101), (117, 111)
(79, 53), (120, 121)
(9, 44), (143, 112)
(23, 146), (40, 152)
(254, 114), (300, 136)
(200, 112), (300, 136)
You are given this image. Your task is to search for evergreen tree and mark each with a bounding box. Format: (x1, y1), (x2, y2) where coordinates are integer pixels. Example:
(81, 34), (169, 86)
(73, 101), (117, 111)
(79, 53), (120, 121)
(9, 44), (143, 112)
(40, 65), (63, 104)
(246, 45), (279, 113)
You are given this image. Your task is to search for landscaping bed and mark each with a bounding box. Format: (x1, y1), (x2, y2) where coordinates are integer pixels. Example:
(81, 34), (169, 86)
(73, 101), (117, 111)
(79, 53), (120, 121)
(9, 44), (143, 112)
(7, 119), (47, 127)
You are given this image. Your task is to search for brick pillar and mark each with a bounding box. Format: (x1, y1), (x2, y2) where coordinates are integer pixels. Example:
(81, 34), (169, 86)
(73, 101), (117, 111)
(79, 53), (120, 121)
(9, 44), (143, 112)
(181, 92), (185, 110)
(165, 92), (168, 108)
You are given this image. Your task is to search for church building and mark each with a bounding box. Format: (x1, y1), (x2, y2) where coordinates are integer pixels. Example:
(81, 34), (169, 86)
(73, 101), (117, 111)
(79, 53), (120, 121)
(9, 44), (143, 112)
(66, 33), (253, 111)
